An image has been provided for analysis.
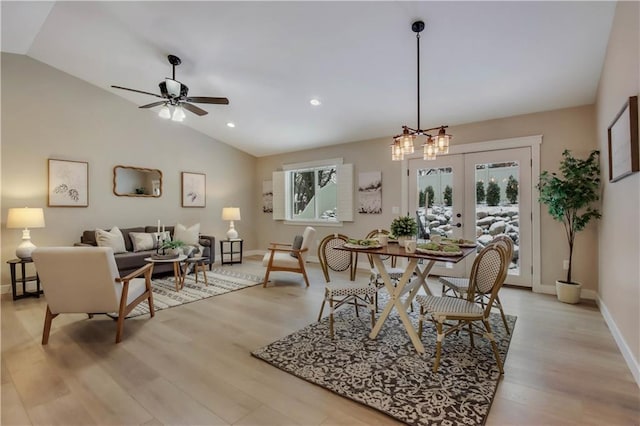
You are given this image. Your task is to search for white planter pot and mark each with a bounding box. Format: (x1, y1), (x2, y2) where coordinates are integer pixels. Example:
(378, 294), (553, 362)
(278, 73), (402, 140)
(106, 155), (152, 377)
(555, 280), (582, 304)
(397, 236), (414, 248)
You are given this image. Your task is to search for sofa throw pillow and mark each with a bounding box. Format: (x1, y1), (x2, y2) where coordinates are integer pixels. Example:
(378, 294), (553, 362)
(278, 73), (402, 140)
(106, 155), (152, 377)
(290, 235), (303, 258)
(95, 226), (127, 254)
(129, 232), (156, 252)
(173, 223), (200, 246)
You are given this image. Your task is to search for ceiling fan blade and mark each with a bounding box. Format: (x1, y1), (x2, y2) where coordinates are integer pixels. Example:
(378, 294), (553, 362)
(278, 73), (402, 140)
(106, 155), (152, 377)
(111, 85), (163, 98)
(181, 102), (208, 116)
(186, 96), (229, 105)
(139, 101), (166, 109)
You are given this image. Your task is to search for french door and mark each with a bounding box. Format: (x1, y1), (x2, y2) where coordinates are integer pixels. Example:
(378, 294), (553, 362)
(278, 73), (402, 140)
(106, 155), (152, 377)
(409, 147), (532, 287)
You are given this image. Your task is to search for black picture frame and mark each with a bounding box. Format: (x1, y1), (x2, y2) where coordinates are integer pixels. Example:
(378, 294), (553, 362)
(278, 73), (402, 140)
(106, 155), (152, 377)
(607, 95), (639, 182)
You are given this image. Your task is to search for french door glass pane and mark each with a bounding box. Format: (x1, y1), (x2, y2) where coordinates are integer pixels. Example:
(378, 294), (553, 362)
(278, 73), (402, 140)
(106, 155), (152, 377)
(416, 167), (454, 239)
(474, 161), (520, 275)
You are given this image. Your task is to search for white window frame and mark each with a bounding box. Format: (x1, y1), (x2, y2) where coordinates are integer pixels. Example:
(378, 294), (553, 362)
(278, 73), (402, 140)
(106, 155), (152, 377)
(272, 158), (353, 226)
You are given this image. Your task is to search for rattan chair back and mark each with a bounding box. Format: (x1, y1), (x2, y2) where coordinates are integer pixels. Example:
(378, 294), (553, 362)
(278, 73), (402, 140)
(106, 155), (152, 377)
(318, 233), (353, 282)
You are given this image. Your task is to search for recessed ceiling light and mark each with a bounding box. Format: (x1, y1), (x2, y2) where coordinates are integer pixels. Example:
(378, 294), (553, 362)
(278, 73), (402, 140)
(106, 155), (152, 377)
(309, 99), (321, 106)
(226, 122), (235, 128)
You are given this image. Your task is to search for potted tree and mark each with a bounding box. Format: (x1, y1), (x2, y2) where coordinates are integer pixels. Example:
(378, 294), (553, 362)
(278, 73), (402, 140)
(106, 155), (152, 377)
(537, 149), (601, 304)
(390, 216), (418, 247)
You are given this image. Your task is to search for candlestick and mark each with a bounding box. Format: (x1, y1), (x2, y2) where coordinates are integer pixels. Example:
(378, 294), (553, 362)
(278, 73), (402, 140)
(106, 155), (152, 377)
(157, 220), (160, 233)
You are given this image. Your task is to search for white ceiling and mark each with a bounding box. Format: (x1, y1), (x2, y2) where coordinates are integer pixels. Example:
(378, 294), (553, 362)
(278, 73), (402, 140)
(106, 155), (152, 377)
(1, 1), (615, 157)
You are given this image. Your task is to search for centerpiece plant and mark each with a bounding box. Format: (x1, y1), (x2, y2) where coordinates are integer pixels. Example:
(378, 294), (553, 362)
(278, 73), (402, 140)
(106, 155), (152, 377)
(390, 216), (418, 246)
(537, 149), (601, 303)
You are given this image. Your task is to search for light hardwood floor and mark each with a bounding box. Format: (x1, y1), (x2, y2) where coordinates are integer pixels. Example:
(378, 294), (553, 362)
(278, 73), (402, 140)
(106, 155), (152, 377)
(2, 256), (639, 425)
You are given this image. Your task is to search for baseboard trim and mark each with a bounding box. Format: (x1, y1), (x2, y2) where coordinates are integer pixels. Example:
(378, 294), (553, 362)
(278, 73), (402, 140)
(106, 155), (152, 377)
(597, 295), (640, 388)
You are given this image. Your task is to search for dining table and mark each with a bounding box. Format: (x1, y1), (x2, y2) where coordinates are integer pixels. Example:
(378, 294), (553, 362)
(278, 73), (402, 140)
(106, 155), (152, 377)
(335, 242), (476, 353)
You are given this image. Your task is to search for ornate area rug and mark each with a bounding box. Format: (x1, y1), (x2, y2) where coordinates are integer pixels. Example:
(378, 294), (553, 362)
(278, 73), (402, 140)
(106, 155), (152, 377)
(252, 302), (516, 426)
(125, 268), (263, 318)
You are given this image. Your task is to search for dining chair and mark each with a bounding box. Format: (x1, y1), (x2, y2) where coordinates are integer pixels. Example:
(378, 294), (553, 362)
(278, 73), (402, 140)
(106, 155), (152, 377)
(416, 244), (508, 373)
(439, 235), (513, 334)
(262, 226), (316, 287)
(318, 233), (354, 282)
(32, 246), (155, 344)
(317, 233), (377, 337)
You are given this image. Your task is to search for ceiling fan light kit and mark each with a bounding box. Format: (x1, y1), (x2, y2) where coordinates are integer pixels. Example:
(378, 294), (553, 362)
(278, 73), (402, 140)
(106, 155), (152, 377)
(111, 54), (229, 121)
(391, 20), (452, 161)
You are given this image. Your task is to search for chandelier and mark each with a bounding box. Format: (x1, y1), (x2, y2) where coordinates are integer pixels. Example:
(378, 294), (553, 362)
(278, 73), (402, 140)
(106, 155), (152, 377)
(391, 20), (452, 161)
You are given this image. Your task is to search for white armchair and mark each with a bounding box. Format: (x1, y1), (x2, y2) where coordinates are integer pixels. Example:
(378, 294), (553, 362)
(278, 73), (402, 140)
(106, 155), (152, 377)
(32, 247), (155, 344)
(262, 226), (316, 287)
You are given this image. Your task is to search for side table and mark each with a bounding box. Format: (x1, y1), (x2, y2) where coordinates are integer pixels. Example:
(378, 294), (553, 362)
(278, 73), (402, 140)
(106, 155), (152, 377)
(7, 258), (42, 301)
(144, 254), (188, 291)
(220, 239), (243, 265)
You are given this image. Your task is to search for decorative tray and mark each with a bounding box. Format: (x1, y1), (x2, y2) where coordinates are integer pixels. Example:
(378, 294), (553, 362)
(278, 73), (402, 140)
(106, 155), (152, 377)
(416, 247), (463, 256)
(151, 253), (179, 260)
(344, 243), (382, 249)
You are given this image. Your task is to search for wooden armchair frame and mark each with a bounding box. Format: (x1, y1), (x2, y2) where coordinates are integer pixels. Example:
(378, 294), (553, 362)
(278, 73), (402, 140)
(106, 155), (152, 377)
(33, 247), (155, 345)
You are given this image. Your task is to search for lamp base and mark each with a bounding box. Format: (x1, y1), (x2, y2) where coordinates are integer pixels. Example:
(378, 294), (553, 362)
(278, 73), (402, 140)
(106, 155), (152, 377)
(16, 239), (37, 259)
(226, 228), (239, 240)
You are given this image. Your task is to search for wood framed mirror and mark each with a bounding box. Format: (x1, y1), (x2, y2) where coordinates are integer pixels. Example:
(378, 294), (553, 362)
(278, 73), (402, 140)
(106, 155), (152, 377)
(113, 165), (162, 197)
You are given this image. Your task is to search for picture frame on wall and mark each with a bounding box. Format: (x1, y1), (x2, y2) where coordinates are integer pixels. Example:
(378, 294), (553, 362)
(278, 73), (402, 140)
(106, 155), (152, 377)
(48, 159), (89, 207)
(181, 172), (206, 207)
(358, 171), (382, 214)
(607, 95), (639, 182)
(262, 180), (273, 213)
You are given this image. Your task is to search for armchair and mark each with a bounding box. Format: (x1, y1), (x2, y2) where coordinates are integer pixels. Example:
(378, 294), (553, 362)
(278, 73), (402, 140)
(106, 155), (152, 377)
(32, 247), (155, 344)
(262, 226), (316, 287)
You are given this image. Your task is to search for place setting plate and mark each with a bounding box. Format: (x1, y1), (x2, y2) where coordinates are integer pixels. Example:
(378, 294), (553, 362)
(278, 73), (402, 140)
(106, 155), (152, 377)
(343, 243), (383, 249)
(440, 238), (477, 248)
(415, 247), (463, 256)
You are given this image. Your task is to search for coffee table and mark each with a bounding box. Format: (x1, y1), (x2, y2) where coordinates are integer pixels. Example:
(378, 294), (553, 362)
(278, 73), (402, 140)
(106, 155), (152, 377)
(144, 254), (187, 291)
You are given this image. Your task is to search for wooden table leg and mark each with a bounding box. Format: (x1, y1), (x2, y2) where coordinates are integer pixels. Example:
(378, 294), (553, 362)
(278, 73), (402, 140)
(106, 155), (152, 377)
(401, 260), (436, 310)
(201, 261), (208, 286)
(369, 256), (425, 353)
(173, 261), (184, 291)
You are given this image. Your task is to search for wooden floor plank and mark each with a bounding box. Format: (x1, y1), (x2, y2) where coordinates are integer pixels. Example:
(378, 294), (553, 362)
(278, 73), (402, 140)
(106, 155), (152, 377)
(2, 258), (638, 425)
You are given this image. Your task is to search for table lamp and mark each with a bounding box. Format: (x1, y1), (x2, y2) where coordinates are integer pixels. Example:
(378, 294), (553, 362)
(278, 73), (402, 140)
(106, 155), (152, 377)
(7, 207), (46, 259)
(221, 207), (241, 239)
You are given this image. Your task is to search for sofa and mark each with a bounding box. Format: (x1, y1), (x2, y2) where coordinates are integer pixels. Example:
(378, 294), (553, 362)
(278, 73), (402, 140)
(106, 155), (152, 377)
(77, 225), (215, 277)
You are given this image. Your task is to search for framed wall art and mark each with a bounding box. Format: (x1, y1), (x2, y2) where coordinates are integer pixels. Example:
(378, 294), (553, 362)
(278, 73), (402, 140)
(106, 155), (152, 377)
(48, 159), (88, 207)
(181, 172), (206, 207)
(607, 95), (639, 182)
(358, 171), (382, 214)
(262, 180), (273, 213)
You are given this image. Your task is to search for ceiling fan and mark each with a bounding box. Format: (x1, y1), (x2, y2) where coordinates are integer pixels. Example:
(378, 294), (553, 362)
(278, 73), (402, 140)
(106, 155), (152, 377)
(111, 54), (229, 121)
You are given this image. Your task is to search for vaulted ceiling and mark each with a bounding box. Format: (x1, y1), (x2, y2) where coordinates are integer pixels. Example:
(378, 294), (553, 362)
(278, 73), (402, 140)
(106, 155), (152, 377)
(1, 1), (615, 157)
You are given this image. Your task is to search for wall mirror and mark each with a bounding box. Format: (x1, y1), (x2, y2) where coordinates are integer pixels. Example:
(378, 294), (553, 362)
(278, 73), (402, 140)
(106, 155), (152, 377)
(113, 165), (162, 197)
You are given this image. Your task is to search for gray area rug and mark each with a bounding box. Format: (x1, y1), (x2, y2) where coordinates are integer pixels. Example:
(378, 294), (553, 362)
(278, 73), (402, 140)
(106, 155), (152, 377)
(126, 268), (263, 318)
(252, 299), (516, 426)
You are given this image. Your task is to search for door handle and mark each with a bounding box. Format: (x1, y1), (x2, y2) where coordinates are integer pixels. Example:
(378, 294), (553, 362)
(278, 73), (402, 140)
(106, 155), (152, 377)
(456, 213), (462, 218)
(455, 223), (462, 228)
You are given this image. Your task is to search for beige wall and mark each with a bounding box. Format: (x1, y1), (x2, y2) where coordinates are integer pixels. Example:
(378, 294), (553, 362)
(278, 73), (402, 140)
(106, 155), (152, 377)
(1, 53), (257, 286)
(595, 2), (640, 371)
(256, 104), (598, 291)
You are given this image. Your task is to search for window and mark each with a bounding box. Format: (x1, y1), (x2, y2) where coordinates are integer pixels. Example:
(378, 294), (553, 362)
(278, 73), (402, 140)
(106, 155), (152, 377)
(272, 159), (353, 224)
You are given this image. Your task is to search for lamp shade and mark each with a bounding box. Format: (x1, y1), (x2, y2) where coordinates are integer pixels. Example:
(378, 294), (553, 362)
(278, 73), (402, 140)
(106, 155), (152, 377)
(221, 207), (241, 221)
(7, 208), (45, 229)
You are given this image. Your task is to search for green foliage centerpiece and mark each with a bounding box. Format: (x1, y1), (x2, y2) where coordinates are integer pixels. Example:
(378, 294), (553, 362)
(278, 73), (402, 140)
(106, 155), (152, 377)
(537, 149), (601, 303)
(390, 216), (418, 247)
